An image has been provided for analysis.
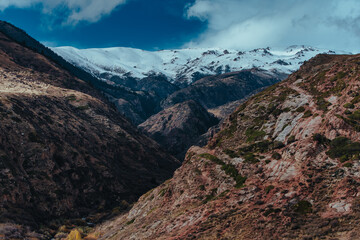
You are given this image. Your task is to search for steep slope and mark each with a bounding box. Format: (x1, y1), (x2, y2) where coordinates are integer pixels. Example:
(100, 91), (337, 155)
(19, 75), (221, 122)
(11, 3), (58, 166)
(139, 100), (219, 159)
(161, 69), (285, 110)
(52, 45), (341, 86)
(91, 53), (360, 240)
(0, 24), (180, 238)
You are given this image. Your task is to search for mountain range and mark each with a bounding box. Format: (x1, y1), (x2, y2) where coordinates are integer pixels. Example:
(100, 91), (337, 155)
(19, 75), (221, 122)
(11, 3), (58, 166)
(52, 45), (341, 87)
(0, 20), (359, 240)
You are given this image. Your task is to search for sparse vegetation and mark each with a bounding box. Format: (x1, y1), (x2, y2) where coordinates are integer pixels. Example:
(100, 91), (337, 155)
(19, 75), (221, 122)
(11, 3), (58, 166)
(312, 133), (330, 145)
(326, 137), (360, 162)
(287, 135), (296, 144)
(28, 131), (41, 143)
(271, 152), (281, 160)
(126, 219), (135, 225)
(296, 106), (305, 112)
(294, 200), (312, 214)
(199, 153), (224, 165)
(344, 103), (355, 109)
(245, 128), (266, 142)
(265, 185), (275, 194)
(302, 110), (312, 118)
(343, 162), (353, 168)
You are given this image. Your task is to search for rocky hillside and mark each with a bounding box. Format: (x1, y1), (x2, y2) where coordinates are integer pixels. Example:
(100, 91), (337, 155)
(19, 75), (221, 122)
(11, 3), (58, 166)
(161, 69), (285, 111)
(139, 100), (219, 159)
(90, 53), (360, 239)
(0, 24), (180, 239)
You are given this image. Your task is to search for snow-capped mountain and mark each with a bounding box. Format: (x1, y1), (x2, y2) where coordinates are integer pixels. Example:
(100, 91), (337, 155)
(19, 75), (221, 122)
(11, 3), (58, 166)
(52, 45), (343, 86)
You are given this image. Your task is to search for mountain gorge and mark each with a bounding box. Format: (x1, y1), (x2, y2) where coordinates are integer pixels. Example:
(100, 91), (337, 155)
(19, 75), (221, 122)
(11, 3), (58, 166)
(90, 53), (360, 239)
(0, 21), (180, 239)
(53, 45), (341, 161)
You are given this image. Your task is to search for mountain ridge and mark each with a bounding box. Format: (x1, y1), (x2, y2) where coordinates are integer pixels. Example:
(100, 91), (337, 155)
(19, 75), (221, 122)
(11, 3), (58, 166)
(52, 45), (345, 87)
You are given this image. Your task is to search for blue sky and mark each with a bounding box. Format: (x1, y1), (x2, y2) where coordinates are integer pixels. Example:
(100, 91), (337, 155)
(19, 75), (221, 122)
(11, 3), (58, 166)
(0, 0), (359, 52)
(0, 0), (205, 50)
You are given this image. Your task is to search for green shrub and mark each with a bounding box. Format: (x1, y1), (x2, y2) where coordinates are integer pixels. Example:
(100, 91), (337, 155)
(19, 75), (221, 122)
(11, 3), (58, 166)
(348, 110), (360, 121)
(287, 135), (296, 144)
(312, 133), (330, 145)
(294, 200), (312, 214)
(223, 149), (239, 158)
(245, 128), (266, 142)
(302, 110), (312, 118)
(244, 153), (259, 164)
(296, 106), (305, 112)
(199, 153), (224, 165)
(326, 137), (360, 162)
(272, 141), (285, 149)
(272, 152), (281, 160)
(126, 219), (135, 225)
(265, 185), (275, 194)
(343, 162), (353, 168)
(344, 103), (355, 109)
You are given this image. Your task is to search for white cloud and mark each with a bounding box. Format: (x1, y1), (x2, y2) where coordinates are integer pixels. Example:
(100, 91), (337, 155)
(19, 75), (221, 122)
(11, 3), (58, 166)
(0, 0), (127, 25)
(185, 0), (360, 52)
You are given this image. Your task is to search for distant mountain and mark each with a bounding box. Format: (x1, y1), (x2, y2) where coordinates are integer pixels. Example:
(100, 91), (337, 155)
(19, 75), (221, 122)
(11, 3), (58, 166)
(52, 45), (343, 87)
(0, 21), (179, 239)
(89, 53), (360, 240)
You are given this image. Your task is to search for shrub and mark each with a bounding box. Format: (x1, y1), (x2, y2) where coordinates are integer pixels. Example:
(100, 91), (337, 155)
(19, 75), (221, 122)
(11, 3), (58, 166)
(272, 141), (285, 149)
(312, 133), (330, 145)
(199, 153), (224, 165)
(343, 162), (353, 168)
(272, 152), (282, 160)
(223, 149), (239, 158)
(244, 153), (259, 164)
(296, 106), (305, 112)
(126, 219), (135, 225)
(326, 137), (360, 162)
(344, 103), (355, 109)
(265, 185), (275, 193)
(287, 135), (296, 144)
(66, 229), (82, 240)
(28, 132), (41, 143)
(245, 128), (266, 142)
(294, 200), (312, 214)
(302, 110), (312, 118)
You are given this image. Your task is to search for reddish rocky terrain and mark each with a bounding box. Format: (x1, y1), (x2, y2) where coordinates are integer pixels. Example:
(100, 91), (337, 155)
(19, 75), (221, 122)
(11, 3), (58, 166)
(0, 25), (180, 239)
(90, 54), (360, 239)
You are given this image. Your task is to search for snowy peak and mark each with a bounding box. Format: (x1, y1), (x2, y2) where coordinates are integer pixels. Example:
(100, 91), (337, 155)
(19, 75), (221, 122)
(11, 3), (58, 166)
(52, 45), (345, 86)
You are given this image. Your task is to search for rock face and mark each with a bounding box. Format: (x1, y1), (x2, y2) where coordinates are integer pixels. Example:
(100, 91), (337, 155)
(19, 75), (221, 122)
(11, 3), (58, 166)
(91, 53), (360, 239)
(139, 100), (219, 159)
(0, 22), (180, 237)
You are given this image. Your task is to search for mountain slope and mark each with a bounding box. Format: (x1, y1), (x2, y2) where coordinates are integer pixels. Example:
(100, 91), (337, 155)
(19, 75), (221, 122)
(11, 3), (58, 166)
(52, 45), (341, 86)
(139, 100), (219, 159)
(90, 53), (360, 239)
(0, 23), (180, 238)
(161, 68), (285, 110)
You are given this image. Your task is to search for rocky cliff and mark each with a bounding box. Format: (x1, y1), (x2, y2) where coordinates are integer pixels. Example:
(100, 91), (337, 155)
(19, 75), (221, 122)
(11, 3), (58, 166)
(90, 53), (360, 239)
(0, 23), (180, 239)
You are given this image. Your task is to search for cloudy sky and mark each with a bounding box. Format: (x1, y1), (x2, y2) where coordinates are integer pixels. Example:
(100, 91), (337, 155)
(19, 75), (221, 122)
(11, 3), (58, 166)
(0, 0), (359, 52)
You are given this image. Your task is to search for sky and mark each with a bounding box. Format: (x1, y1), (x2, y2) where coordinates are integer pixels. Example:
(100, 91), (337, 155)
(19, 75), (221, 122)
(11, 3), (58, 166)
(0, 0), (359, 52)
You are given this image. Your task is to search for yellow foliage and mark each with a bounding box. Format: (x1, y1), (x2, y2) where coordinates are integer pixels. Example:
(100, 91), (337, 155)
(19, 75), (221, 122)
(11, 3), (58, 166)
(67, 229), (82, 240)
